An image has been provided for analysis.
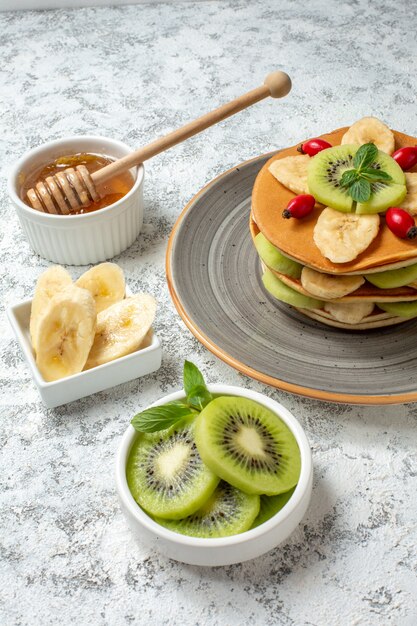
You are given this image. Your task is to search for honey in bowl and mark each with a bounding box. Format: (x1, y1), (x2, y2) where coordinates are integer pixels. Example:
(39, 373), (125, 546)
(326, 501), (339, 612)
(20, 152), (135, 215)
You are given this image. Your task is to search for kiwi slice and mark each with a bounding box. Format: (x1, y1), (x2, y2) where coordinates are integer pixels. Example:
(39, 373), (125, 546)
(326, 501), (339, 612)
(308, 145), (406, 214)
(156, 481), (260, 538)
(356, 151), (406, 214)
(365, 262), (417, 289)
(254, 232), (302, 278)
(126, 416), (219, 520)
(251, 487), (296, 529)
(194, 396), (301, 496)
(307, 145), (357, 212)
(262, 268), (323, 310)
(376, 300), (417, 318)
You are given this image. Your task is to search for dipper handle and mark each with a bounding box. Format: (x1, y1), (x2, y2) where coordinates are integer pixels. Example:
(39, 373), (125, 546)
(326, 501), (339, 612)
(91, 71), (292, 186)
(27, 71), (291, 213)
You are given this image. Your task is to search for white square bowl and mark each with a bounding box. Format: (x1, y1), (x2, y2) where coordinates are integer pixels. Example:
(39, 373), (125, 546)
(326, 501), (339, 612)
(7, 294), (162, 408)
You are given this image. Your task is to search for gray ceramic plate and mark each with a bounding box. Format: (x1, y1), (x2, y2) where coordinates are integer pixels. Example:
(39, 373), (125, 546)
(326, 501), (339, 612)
(166, 154), (417, 405)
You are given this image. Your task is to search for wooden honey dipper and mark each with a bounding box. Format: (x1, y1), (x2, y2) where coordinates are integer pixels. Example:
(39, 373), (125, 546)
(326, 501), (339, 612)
(27, 71), (291, 214)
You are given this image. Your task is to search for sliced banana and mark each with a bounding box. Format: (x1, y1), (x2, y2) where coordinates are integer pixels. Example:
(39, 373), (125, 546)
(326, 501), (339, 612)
(324, 301), (375, 324)
(76, 262), (125, 314)
(301, 266), (365, 300)
(139, 328), (154, 349)
(35, 285), (96, 382)
(268, 155), (310, 195)
(30, 265), (73, 353)
(85, 294), (156, 369)
(341, 117), (395, 155)
(300, 307), (401, 330)
(313, 207), (380, 263)
(399, 173), (417, 214)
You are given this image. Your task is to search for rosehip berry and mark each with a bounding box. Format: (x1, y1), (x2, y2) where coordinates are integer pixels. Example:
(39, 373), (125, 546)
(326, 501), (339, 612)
(392, 146), (417, 171)
(282, 194), (315, 219)
(297, 138), (332, 157)
(386, 207), (417, 239)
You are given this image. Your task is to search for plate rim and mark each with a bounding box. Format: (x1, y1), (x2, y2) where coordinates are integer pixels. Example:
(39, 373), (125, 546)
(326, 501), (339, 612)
(166, 153), (417, 405)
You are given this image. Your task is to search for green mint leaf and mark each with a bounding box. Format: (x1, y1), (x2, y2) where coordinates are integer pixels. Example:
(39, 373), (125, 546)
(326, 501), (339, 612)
(349, 178), (372, 202)
(183, 361), (212, 408)
(183, 360), (207, 397)
(187, 384), (213, 411)
(131, 361), (214, 434)
(353, 143), (378, 170)
(131, 401), (193, 433)
(340, 169), (359, 188)
(361, 169), (393, 183)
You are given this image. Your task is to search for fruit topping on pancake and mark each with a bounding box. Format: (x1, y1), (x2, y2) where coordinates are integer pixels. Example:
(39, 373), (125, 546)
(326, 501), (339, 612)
(392, 146), (417, 171)
(297, 138), (332, 156)
(399, 173), (417, 213)
(300, 267), (364, 300)
(252, 119), (417, 273)
(282, 194), (315, 219)
(268, 154), (310, 195)
(364, 261), (417, 289)
(341, 117), (395, 154)
(254, 232), (302, 278)
(251, 119), (417, 327)
(313, 208), (380, 263)
(377, 300), (417, 318)
(308, 143), (406, 215)
(323, 301), (375, 325)
(385, 207), (417, 240)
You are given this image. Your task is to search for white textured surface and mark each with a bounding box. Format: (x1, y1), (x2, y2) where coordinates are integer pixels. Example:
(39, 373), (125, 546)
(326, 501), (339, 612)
(1, 1), (177, 12)
(1, 2), (417, 625)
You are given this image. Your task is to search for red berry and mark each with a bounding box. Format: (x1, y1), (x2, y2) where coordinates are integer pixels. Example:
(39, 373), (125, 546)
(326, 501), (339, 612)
(392, 146), (417, 171)
(282, 194), (315, 219)
(297, 138), (332, 157)
(386, 207), (417, 239)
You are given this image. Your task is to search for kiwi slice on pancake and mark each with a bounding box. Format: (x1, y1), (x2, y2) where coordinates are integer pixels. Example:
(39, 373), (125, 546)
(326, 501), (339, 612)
(308, 145), (406, 214)
(251, 487), (296, 529)
(156, 481), (260, 538)
(254, 232), (302, 278)
(365, 262), (417, 289)
(195, 396), (301, 496)
(262, 268), (324, 309)
(308, 145), (357, 212)
(355, 150), (406, 214)
(126, 416), (219, 520)
(377, 300), (417, 318)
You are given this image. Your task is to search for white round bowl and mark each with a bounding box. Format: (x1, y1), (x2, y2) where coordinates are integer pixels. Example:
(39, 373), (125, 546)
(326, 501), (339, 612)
(8, 136), (144, 265)
(116, 384), (313, 567)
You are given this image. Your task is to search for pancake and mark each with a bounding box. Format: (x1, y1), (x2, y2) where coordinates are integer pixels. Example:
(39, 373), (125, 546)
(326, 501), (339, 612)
(251, 127), (417, 275)
(250, 219), (417, 302)
(277, 272), (417, 303)
(259, 254), (417, 327)
(297, 308), (404, 331)
(251, 121), (417, 329)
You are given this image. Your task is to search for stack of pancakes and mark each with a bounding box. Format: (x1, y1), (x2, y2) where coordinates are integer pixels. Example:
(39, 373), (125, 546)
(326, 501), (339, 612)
(251, 127), (417, 330)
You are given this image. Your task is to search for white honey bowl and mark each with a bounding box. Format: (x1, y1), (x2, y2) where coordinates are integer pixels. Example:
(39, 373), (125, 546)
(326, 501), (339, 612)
(8, 136), (144, 265)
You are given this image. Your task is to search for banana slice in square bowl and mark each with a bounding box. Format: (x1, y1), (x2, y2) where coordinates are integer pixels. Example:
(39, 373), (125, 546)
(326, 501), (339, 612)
(7, 266), (161, 408)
